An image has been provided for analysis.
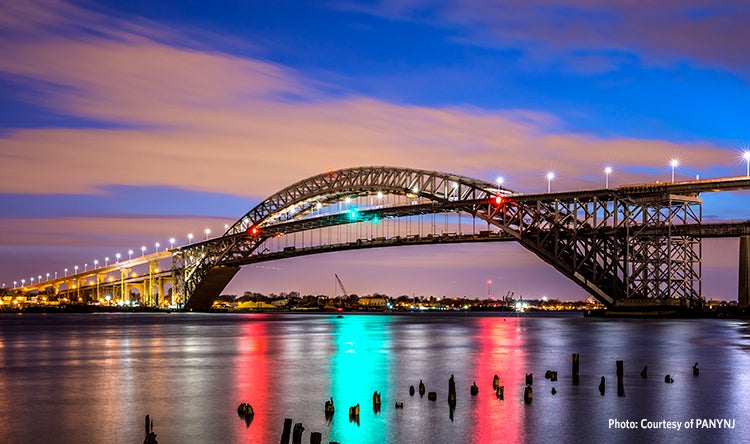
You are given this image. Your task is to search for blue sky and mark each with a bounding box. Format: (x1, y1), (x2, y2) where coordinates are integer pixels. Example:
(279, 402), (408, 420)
(1, 0), (749, 300)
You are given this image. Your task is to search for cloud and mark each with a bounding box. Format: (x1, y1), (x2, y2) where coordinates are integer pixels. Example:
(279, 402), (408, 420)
(346, 0), (750, 75)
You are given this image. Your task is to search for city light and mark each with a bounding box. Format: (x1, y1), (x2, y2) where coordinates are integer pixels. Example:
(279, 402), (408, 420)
(546, 171), (555, 193)
(670, 159), (679, 183)
(604, 166), (612, 189)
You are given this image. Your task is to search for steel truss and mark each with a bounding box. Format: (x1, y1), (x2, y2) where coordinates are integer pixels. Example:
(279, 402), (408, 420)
(174, 166), (705, 310)
(486, 191), (702, 307)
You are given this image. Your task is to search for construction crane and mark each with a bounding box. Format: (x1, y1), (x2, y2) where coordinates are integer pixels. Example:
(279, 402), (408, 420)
(334, 274), (348, 298)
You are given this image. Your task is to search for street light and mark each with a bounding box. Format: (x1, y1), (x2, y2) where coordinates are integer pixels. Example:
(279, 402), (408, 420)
(84, 263), (88, 272)
(94, 259), (99, 269)
(105, 257), (109, 266)
(31, 277), (34, 285)
(604, 166), (612, 189)
(169, 238), (175, 249)
(546, 172), (555, 193)
(487, 279), (492, 299)
(128, 250), (133, 260)
(141, 246), (146, 256)
(14, 281), (17, 288)
(116, 253), (121, 263)
(46, 273), (50, 281)
(496, 176), (504, 186)
(74, 265), (78, 274)
(205, 228), (211, 240)
(155, 242), (160, 253)
(670, 159), (679, 183)
(188, 233), (194, 244)
(21, 279), (25, 287)
(65, 268), (68, 277)
(743, 151), (750, 177)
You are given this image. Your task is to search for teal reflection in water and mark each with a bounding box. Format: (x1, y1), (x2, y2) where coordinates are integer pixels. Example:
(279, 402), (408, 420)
(328, 315), (392, 443)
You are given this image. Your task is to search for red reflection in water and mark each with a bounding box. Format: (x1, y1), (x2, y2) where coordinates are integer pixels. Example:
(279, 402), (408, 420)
(234, 318), (270, 442)
(472, 316), (527, 442)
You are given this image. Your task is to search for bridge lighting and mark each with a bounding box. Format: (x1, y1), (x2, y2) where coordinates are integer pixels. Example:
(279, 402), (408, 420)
(31, 277), (34, 285)
(46, 273), (50, 281)
(604, 166), (612, 189)
(105, 257), (109, 266)
(94, 260), (98, 268)
(115, 253), (121, 263)
(74, 265), (78, 274)
(377, 191), (383, 199)
(492, 195), (505, 206)
(155, 242), (160, 253)
(743, 151), (750, 176)
(84, 263), (88, 272)
(187, 233), (193, 244)
(65, 268), (68, 277)
(21, 279), (25, 286)
(496, 176), (504, 186)
(141, 246), (146, 256)
(128, 250), (133, 260)
(546, 172), (555, 193)
(670, 159), (679, 183)
(170, 238), (175, 249)
(205, 228), (211, 240)
(14, 281), (17, 288)
(349, 209), (359, 220)
(54, 272), (57, 279)
(249, 226), (260, 236)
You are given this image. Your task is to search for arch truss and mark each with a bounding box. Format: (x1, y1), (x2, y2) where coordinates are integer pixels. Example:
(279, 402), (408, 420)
(174, 166), (703, 311)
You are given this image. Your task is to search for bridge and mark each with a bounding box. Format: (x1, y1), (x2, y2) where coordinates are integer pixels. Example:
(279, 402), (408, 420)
(7, 166), (750, 312)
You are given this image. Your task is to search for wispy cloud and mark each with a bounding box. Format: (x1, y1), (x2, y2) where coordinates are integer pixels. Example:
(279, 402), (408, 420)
(344, 0), (750, 75)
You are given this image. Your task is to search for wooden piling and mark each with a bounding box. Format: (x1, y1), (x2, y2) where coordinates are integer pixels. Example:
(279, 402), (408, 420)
(310, 432), (322, 444)
(292, 423), (305, 444)
(598, 376), (605, 396)
(616, 360), (624, 397)
(525, 373), (533, 385)
(572, 353), (580, 384)
(280, 418), (292, 444)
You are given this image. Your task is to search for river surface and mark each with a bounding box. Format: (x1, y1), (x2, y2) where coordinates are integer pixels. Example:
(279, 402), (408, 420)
(1, 312), (748, 443)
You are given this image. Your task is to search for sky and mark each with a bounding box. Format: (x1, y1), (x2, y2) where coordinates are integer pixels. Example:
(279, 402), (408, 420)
(1, 0), (749, 301)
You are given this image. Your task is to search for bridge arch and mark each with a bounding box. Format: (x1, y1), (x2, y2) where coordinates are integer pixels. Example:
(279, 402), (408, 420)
(176, 166), (705, 312)
(177, 167), (510, 310)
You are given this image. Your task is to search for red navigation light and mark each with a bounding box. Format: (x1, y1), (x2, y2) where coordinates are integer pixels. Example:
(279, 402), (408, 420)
(492, 195), (504, 206)
(249, 226), (260, 236)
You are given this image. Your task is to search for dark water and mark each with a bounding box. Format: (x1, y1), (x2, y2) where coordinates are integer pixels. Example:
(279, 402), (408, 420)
(1, 312), (748, 443)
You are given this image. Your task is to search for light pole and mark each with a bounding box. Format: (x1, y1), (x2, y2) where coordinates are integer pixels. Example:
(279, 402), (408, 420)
(670, 159), (679, 183)
(116, 253), (121, 263)
(14, 281), (17, 288)
(74, 265), (78, 274)
(93, 259), (98, 270)
(84, 263), (88, 272)
(46, 273), (50, 282)
(487, 279), (492, 299)
(169, 238), (175, 249)
(188, 233), (194, 244)
(64, 268), (68, 277)
(31, 277), (34, 285)
(128, 250), (133, 260)
(105, 257), (109, 266)
(744, 151), (750, 177)
(141, 246), (146, 256)
(604, 166), (612, 189)
(546, 172), (555, 193)
(205, 228), (211, 240)
(21, 279), (25, 287)
(54, 271), (57, 279)
(155, 242), (160, 253)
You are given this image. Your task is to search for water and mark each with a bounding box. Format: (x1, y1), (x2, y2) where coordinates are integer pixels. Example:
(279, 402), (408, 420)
(1, 312), (748, 443)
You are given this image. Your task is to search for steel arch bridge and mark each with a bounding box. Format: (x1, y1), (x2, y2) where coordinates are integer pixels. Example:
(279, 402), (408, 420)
(173, 166), (726, 311)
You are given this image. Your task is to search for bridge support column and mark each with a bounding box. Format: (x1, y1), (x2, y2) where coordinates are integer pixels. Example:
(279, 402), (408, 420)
(739, 236), (750, 310)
